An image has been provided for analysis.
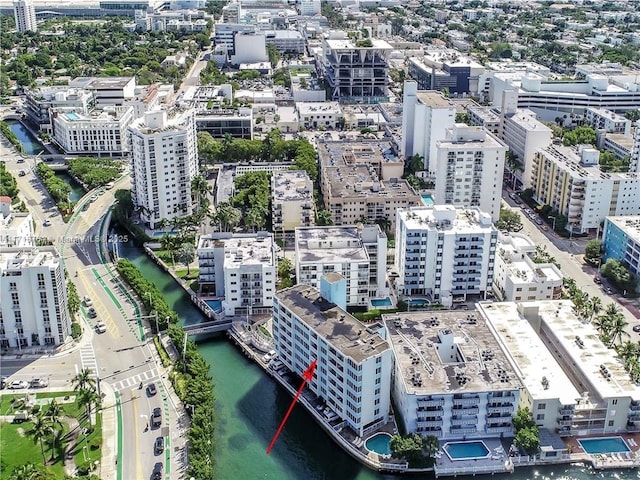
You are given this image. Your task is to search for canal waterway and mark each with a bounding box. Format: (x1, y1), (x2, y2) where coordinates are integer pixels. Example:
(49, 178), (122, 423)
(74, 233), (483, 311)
(5, 119), (46, 155)
(5, 119), (84, 201)
(116, 235), (626, 480)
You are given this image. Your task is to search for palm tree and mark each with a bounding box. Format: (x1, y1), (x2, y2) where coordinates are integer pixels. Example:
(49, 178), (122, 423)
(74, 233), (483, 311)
(27, 412), (52, 466)
(588, 296), (602, 322)
(44, 399), (64, 461)
(8, 462), (54, 480)
(608, 314), (629, 347)
(72, 368), (96, 393)
(191, 174), (212, 206)
(77, 388), (102, 430)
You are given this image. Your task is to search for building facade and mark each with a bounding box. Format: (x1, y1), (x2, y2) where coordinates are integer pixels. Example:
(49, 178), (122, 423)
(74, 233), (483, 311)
(272, 284), (393, 437)
(319, 36), (392, 103)
(407, 51), (484, 95)
(13, 0), (36, 32)
(585, 107), (632, 135)
(24, 87), (95, 133)
(0, 197), (34, 248)
(531, 145), (640, 234)
(383, 310), (522, 440)
(295, 225), (388, 307)
(51, 106), (135, 155)
(401, 83), (455, 173)
(196, 232), (277, 315)
(195, 107), (253, 139)
(395, 205), (498, 305)
(434, 124), (507, 222)
(271, 170), (314, 234)
(493, 233), (563, 301)
(128, 108), (198, 229)
(0, 247), (71, 348)
(602, 216), (640, 278)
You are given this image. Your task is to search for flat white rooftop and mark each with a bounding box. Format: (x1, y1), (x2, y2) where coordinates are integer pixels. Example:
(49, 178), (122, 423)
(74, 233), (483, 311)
(398, 205), (495, 233)
(605, 216), (640, 242)
(477, 302), (579, 405)
(0, 246), (60, 269)
(295, 226), (369, 264)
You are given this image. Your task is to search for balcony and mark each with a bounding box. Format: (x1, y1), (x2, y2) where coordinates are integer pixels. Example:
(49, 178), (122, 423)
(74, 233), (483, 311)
(417, 420), (443, 428)
(486, 425), (512, 434)
(449, 426), (477, 434)
(559, 407), (574, 415)
(557, 418), (573, 426)
(487, 404), (513, 414)
(418, 398), (445, 408)
(453, 406), (479, 415)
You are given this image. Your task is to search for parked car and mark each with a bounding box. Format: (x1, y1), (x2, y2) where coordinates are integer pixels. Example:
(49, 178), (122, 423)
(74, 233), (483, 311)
(147, 383), (157, 396)
(8, 380), (28, 389)
(633, 324), (640, 333)
(535, 218), (544, 226)
(18, 170), (26, 176)
(43, 220), (51, 227)
(262, 350), (277, 363)
(87, 307), (97, 318)
(83, 296), (93, 307)
(594, 276), (602, 284)
(13, 410), (31, 423)
(154, 436), (165, 455)
(30, 378), (48, 388)
(152, 407), (162, 427)
(95, 322), (107, 334)
(152, 462), (163, 480)
(0, 376), (6, 389)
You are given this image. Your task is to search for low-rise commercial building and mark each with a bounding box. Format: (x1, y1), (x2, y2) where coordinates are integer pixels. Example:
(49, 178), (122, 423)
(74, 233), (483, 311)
(272, 283), (392, 437)
(24, 86), (95, 133)
(197, 232), (277, 315)
(51, 106), (135, 155)
(195, 107), (253, 139)
(0, 197), (34, 248)
(295, 225), (388, 307)
(585, 107), (632, 135)
(383, 310), (522, 440)
(493, 233), (563, 301)
(408, 50), (485, 95)
(296, 102), (342, 129)
(0, 246), (71, 348)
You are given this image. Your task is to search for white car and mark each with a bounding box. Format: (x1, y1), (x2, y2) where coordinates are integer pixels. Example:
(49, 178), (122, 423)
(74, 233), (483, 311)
(8, 380), (28, 389)
(95, 322), (107, 334)
(83, 296), (93, 307)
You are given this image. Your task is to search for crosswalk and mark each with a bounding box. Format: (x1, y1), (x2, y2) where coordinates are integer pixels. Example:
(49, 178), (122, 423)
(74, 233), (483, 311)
(111, 368), (160, 392)
(79, 343), (99, 378)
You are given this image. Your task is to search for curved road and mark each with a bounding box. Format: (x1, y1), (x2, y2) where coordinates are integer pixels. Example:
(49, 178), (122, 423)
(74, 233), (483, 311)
(2, 142), (184, 479)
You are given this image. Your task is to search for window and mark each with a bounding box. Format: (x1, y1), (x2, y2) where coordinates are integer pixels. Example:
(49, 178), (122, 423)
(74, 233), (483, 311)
(537, 403), (546, 410)
(536, 414), (544, 421)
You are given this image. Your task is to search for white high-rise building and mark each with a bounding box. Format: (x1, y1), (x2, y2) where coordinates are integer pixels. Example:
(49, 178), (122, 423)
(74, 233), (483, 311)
(295, 225), (388, 307)
(272, 283), (393, 437)
(401, 82), (455, 173)
(13, 0), (36, 32)
(631, 121), (640, 173)
(395, 205), (498, 306)
(196, 232), (276, 315)
(271, 170), (314, 234)
(0, 247), (71, 349)
(434, 124), (507, 222)
(299, 0), (320, 15)
(129, 108), (198, 229)
(500, 109), (552, 190)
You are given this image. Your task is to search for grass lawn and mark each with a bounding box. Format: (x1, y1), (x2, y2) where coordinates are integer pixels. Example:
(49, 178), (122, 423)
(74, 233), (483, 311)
(0, 391), (103, 479)
(0, 421), (66, 478)
(175, 268), (199, 280)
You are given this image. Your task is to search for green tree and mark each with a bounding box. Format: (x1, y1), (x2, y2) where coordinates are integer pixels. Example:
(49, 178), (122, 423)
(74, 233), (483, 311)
(27, 412), (52, 466)
(8, 462), (54, 480)
(77, 387), (101, 429)
(515, 427), (540, 455)
(278, 257), (294, 288)
(562, 126), (597, 146)
(584, 239), (602, 266)
(390, 433), (428, 467)
(72, 368), (96, 393)
(316, 209), (333, 226)
(513, 407), (536, 431)
(601, 258), (637, 293)
(267, 44), (280, 68)
(177, 243), (196, 276)
(497, 208), (523, 232)
(624, 109), (640, 122)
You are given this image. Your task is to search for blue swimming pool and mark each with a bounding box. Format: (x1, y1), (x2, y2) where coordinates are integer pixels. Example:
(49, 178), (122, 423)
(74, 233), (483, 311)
(578, 437), (630, 454)
(365, 433), (391, 455)
(444, 441), (490, 460)
(153, 231), (178, 238)
(371, 297), (392, 307)
(407, 298), (429, 306)
(205, 300), (223, 312)
(421, 194), (434, 206)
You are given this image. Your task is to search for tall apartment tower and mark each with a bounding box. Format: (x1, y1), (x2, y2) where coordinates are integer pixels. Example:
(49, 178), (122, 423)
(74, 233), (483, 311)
(434, 124), (507, 222)
(395, 205), (498, 306)
(401, 82), (455, 173)
(0, 247), (71, 348)
(13, 0), (37, 33)
(128, 109), (198, 229)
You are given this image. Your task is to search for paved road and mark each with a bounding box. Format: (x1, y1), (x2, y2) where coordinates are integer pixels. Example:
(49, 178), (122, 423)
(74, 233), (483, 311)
(2, 144), (183, 479)
(505, 196), (640, 340)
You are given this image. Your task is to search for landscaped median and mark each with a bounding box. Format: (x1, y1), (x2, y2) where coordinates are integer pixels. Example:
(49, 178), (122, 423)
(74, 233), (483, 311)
(114, 258), (216, 479)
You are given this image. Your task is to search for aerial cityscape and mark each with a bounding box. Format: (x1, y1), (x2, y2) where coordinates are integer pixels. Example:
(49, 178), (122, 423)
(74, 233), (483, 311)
(1, 0), (640, 479)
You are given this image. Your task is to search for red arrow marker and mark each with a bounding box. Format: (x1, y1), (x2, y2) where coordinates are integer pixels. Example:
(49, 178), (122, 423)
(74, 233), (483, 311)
(266, 359), (317, 455)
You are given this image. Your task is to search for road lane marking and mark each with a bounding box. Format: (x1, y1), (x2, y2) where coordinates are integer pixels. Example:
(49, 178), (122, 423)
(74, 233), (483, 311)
(132, 392), (143, 480)
(78, 268), (120, 338)
(111, 368), (160, 392)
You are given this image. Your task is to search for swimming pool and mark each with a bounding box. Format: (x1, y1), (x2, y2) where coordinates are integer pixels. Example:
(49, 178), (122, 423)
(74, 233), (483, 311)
(153, 231), (178, 238)
(205, 300), (223, 312)
(578, 436), (630, 454)
(365, 433), (392, 455)
(443, 441), (490, 460)
(421, 194), (434, 206)
(371, 297), (392, 307)
(407, 298), (430, 307)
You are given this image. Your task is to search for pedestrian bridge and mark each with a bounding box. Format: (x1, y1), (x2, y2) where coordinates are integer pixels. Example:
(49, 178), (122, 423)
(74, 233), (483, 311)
(183, 318), (233, 335)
